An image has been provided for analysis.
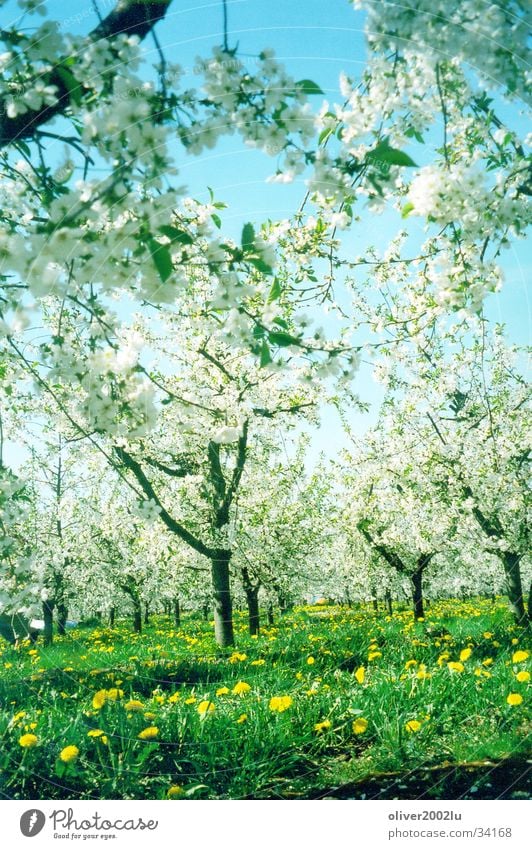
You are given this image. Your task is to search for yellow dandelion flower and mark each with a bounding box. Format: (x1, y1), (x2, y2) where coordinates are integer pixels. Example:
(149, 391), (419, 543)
(459, 648), (472, 662)
(250, 659), (265, 666)
(124, 699), (144, 712)
(236, 713), (248, 724)
(232, 681), (251, 696)
(352, 718), (368, 735)
(405, 720), (422, 733)
(506, 693), (523, 706)
(483, 632), (493, 639)
(92, 689), (107, 710)
(447, 662), (464, 673)
(87, 729), (105, 738)
(482, 658), (493, 666)
(168, 692), (180, 703)
(216, 687), (229, 696)
(19, 733), (38, 748)
(516, 671), (530, 683)
(404, 660), (417, 670)
(143, 711), (156, 720)
(354, 666), (365, 684)
(268, 695), (293, 713)
(184, 697), (196, 705)
(167, 785), (183, 799)
(138, 726), (159, 740)
(314, 719), (331, 733)
(368, 651), (382, 661)
(307, 656), (315, 665)
(59, 745), (79, 763)
(197, 700), (215, 716)
(512, 651), (529, 664)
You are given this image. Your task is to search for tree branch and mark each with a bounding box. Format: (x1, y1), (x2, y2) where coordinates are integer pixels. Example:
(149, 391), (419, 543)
(0, 1), (174, 148)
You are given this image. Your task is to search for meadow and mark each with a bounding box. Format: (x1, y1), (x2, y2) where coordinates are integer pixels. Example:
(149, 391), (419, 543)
(0, 598), (530, 801)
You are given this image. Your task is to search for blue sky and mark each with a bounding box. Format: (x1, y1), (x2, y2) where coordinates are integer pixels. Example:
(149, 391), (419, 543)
(3, 0), (530, 467)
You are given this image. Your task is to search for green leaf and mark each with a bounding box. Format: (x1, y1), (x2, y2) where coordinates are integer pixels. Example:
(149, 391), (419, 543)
(401, 201), (415, 218)
(55, 66), (83, 107)
(367, 143), (418, 168)
(211, 213), (222, 229)
(267, 278), (282, 302)
(268, 330), (301, 348)
(241, 222), (255, 249)
(147, 237), (173, 283)
(158, 225), (193, 245)
(248, 256), (273, 275)
(259, 340), (272, 367)
(296, 79), (324, 96)
(318, 127), (333, 145)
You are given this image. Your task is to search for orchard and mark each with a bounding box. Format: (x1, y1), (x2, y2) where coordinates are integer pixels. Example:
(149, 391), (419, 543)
(0, 0), (529, 800)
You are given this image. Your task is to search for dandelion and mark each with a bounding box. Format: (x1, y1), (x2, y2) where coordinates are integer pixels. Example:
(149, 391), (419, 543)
(19, 733), (38, 748)
(515, 671), (530, 683)
(352, 718), (368, 735)
(250, 659), (265, 666)
(236, 714), (248, 724)
(368, 651), (382, 661)
(92, 689), (107, 710)
(459, 648), (472, 662)
(404, 660), (417, 669)
(184, 697), (196, 705)
(124, 699), (144, 712)
(268, 696), (293, 713)
(482, 658), (493, 666)
(447, 662), (464, 673)
(197, 700), (215, 716)
(307, 656), (315, 665)
(512, 651), (529, 664)
(138, 726), (159, 739)
(59, 745), (79, 763)
(354, 666), (365, 684)
(216, 687), (229, 696)
(405, 720), (422, 733)
(506, 694), (523, 706)
(87, 729), (105, 738)
(232, 681), (251, 695)
(167, 785), (183, 798)
(314, 719), (331, 733)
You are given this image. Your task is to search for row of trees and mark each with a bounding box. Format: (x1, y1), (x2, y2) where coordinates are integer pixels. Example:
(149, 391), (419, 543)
(0, 0), (529, 643)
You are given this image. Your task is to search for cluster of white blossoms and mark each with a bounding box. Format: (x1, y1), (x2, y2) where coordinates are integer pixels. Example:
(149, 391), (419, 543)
(211, 423), (245, 445)
(132, 499), (163, 525)
(354, 0), (531, 102)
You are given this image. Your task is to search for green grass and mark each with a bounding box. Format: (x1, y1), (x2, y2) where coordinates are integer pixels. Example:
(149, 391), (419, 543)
(0, 597), (530, 799)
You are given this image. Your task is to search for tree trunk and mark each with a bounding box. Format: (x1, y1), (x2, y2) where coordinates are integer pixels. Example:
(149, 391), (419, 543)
(144, 602), (150, 625)
(411, 568), (424, 620)
(211, 549), (234, 647)
(245, 586), (260, 636)
(385, 589), (393, 617)
(109, 607), (116, 628)
(267, 602), (274, 626)
(173, 597), (181, 628)
(202, 603), (210, 621)
(57, 603), (68, 636)
(501, 552), (527, 625)
(527, 580), (532, 622)
(43, 599), (54, 646)
(133, 600), (142, 634)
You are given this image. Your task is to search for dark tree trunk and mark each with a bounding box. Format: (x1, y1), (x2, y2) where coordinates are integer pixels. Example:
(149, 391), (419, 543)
(202, 603), (210, 621)
(57, 603), (68, 636)
(241, 567), (260, 636)
(411, 568), (424, 620)
(144, 602), (150, 625)
(43, 599), (54, 646)
(211, 549), (234, 647)
(500, 552), (527, 625)
(527, 579), (532, 622)
(173, 597), (181, 628)
(385, 589), (393, 617)
(245, 587), (260, 636)
(133, 600), (142, 633)
(267, 602), (274, 626)
(109, 607), (116, 628)
(372, 596), (379, 614)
